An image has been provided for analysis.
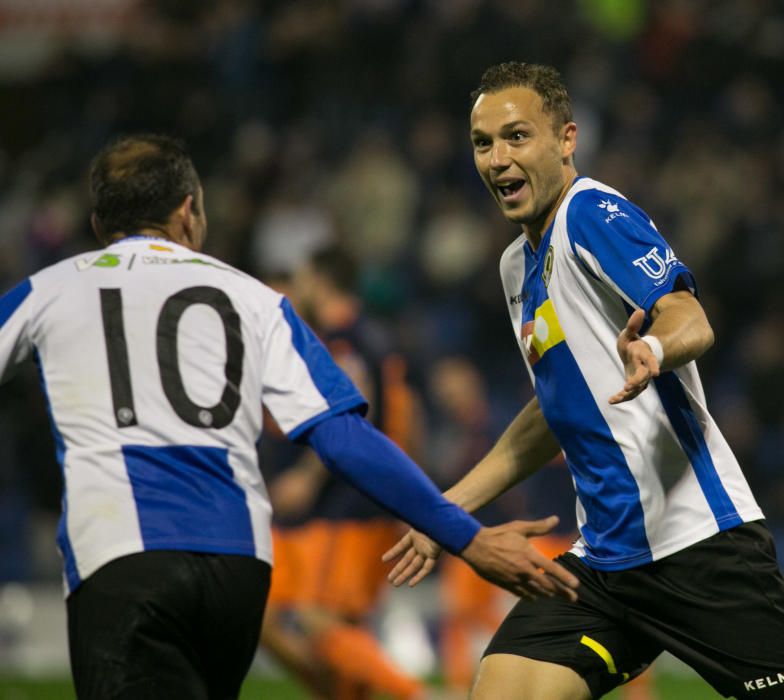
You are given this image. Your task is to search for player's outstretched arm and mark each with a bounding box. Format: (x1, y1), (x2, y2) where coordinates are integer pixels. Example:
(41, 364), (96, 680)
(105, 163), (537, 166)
(301, 410), (576, 599)
(610, 290), (714, 404)
(383, 398), (572, 595)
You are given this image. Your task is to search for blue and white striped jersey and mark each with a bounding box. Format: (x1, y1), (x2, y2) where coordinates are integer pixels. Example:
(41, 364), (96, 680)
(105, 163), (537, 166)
(0, 237), (366, 594)
(500, 177), (762, 570)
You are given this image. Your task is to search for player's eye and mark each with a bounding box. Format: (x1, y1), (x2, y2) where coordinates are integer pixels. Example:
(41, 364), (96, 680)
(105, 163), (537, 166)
(472, 137), (491, 150)
(509, 131), (528, 142)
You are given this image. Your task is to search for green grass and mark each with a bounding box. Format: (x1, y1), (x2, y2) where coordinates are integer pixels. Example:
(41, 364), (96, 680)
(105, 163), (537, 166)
(0, 672), (725, 699)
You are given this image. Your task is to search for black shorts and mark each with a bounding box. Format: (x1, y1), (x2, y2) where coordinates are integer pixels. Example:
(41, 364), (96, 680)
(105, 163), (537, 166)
(67, 550), (271, 700)
(485, 521), (784, 699)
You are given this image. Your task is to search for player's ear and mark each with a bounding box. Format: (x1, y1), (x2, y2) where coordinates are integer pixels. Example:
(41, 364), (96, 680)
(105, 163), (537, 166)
(561, 122), (577, 161)
(91, 213), (108, 246)
(175, 194), (196, 240)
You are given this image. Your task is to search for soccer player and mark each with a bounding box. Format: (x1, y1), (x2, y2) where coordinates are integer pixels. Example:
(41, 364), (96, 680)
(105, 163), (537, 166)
(384, 62), (784, 699)
(0, 134), (579, 700)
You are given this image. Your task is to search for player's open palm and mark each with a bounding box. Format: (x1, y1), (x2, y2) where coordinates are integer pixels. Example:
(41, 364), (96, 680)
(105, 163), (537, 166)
(610, 308), (660, 404)
(383, 529), (442, 587)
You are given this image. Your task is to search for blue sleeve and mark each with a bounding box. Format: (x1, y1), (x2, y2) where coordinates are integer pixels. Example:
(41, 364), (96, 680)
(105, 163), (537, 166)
(275, 297), (368, 440)
(0, 278), (33, 383)
(567, 190), (697, 315)
(301, 411), (481, 554)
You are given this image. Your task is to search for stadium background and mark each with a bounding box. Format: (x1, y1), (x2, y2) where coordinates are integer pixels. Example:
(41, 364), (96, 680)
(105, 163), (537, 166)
(0, 1), (782, 698)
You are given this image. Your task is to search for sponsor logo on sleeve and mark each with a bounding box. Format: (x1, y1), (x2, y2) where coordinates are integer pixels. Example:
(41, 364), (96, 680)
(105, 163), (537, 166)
(597, 198), (629, 223)
(632, 246), (679, 283)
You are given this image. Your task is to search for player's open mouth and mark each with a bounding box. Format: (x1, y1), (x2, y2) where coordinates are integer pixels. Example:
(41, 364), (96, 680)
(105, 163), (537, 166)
(496, 179), (526, 201)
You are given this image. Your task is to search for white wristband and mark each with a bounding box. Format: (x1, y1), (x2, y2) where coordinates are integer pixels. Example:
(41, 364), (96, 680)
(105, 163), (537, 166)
(639, 335), (664, 365)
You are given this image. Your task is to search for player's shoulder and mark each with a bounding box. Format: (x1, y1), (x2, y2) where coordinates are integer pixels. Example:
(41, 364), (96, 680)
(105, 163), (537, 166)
(563, 177), (629, 221)
(28, 247), (104, 291)
(560, 177), (652, 244)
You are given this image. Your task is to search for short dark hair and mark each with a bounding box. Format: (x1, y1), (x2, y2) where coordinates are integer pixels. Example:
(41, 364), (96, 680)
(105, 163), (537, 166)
(310, 245), (359, 295)
(89, 133), (200, 238)
(470, 62), (573, 130)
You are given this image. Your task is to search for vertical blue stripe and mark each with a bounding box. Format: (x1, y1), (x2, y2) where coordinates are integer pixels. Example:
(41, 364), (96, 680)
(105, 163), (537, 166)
(534, 344), (652, 568)
(279, 297), (366, 413)
(122, 445), (255, 554)
(654, 373), (742, 529)
(0, 278), (32, 328)
(33, 349), (81, 591)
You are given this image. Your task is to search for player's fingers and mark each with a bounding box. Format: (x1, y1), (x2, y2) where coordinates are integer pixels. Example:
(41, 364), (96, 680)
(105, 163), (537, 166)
(547, 575), (580, 603)
(390, 559), (422, 587)
(513, 586), (536, 601)
(387, 547), (418, 584)
(609, 389), (631, 404)
(509, 515), (559, 537)
(408, 558), (437, 587)
(624, 309), (645, 337)
(533, 554), (580, 591)
(382, 533), (412, 562)
(525, 578), (554, 598)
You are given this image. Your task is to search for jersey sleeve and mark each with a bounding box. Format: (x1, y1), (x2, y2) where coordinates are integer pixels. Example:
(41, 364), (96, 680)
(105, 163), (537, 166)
(261, 297), (368, 439)
(0, 279), (34, 383)
(566, 189), (696, 315)
(304, 412), (481, 554)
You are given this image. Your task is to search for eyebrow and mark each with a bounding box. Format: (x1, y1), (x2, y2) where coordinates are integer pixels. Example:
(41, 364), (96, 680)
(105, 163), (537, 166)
(471, 120), (535, 136)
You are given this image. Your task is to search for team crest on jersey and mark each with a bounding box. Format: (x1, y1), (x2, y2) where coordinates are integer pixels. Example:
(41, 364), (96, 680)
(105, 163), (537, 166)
(633, 246), (679, 282)
(541, 245), (554, 288)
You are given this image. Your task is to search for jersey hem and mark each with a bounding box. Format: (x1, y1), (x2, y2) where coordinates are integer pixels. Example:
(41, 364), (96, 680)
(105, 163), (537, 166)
(63, 541), (274, 598)
(572, 508), (764, 571)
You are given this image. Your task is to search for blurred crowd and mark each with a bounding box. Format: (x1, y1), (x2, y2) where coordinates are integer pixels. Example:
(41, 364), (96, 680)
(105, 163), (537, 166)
(0, 0), (783, 585)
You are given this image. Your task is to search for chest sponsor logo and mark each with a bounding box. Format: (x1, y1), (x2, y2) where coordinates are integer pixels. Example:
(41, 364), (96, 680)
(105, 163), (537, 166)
(520, 298), (565, 366)
(632, 246), (679, 280)
(745, 673), (784, 692)
(597, 198), (629, 223)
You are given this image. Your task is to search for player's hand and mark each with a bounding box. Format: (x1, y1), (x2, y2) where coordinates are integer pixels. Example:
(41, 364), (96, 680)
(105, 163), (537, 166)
(609, 309), (661, 405)
(460, 517), (580, 602)
(382, 529), (442, 587)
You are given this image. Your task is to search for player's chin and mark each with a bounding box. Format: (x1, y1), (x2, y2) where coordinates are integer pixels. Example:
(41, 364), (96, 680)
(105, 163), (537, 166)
(498, 201), (533, 224)
(499, 206), (529, 224)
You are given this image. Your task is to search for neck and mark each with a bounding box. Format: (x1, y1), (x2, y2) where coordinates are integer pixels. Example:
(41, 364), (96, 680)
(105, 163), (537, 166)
(523, 167), (577, 251)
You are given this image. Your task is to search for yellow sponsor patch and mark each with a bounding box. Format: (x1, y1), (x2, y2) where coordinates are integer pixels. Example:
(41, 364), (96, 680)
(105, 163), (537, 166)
(149, 244), (173, 252)
(528, 298), (565, 361)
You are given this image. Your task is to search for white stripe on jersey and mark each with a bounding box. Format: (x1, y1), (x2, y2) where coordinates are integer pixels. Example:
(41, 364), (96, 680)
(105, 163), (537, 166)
(500, 177), (762, 570)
